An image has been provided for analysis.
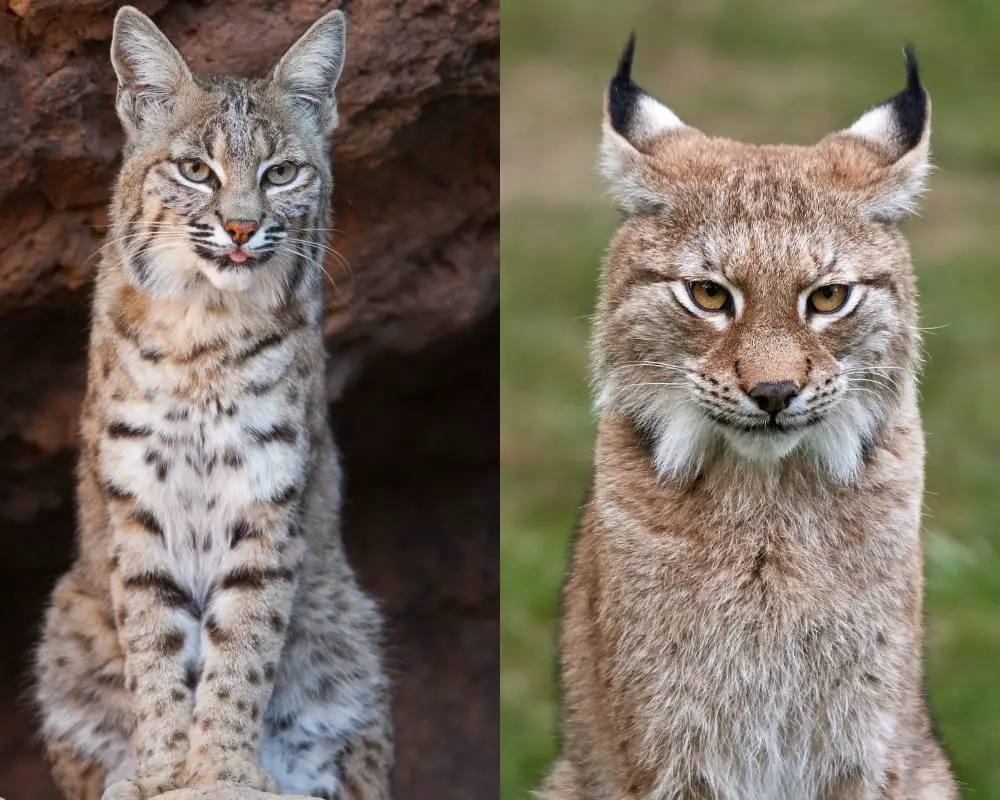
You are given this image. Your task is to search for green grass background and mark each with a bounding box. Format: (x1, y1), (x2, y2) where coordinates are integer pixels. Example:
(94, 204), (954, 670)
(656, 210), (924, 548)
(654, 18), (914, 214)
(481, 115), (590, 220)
(501, 1), (1000, 796)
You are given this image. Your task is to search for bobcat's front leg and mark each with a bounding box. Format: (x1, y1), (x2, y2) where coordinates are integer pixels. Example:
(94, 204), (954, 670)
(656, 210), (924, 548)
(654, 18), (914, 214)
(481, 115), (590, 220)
(185, 502), (303, 790)
(106, 507), (200, 799)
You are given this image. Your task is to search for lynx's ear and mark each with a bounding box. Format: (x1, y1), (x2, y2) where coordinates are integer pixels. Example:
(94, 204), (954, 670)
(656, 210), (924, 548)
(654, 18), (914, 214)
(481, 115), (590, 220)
(599, 34), (701, 214)
(825, 47), (932, 221)
(111, 6), (193, 135)
(273, 10), (347, 135)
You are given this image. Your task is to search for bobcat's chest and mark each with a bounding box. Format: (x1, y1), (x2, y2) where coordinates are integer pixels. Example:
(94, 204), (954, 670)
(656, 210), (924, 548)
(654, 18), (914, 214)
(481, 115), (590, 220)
(100, 382), (307, 600)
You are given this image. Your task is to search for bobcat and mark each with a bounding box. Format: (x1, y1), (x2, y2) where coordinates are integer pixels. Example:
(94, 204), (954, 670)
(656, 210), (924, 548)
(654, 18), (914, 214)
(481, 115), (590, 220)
(541, 36), (957, 800)
(33, 7), (391, 800)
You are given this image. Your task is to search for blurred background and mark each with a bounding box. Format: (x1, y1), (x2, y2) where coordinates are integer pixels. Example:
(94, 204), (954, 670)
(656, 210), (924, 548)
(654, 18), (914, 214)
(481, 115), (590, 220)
(501, 1), (1000, 796)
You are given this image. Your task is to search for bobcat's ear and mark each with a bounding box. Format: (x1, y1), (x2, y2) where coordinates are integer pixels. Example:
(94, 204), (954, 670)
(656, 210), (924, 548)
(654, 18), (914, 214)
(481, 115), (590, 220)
(824, 47), (932, 221)
(272, 10), (347, 135)
(111, 6), (193, 136)
(599, 34), (702, 214)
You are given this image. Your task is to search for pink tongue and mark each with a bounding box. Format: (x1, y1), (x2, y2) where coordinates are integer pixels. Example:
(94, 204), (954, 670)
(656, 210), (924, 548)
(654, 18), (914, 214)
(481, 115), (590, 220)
(229, 250), (248, 264)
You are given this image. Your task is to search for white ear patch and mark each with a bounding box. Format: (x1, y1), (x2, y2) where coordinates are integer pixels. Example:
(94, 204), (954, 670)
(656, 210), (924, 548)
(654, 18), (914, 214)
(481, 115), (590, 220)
(847, 105), (898, 148)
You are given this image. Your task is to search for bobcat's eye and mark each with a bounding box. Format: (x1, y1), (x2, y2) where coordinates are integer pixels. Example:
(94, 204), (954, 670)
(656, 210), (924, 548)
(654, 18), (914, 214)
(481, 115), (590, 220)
(809, 284), (851, 314)
(265, 163), (299, 186)
(688, 281), (730, 312)
(178, 160), (212, 183)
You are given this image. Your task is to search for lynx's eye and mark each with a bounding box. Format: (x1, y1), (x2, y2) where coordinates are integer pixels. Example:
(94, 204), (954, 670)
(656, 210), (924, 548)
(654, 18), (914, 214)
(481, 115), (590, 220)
(179, 160), (212, 183)
(265, 163), (299, 186)
(809, 284), (851, 314)
(688, 281), (730, 312)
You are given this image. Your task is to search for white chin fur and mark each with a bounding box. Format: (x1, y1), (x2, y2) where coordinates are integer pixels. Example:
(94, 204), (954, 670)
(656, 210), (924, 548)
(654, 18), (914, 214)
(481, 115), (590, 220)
(621, 392), (877, 486)
(200, 264), (255, 292)
(720, 426), (806, 463)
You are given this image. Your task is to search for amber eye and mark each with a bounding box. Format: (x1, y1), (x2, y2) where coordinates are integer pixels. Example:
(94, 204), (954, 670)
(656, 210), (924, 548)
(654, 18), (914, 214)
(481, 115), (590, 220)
(265, 163), (299, 186)
(688, 281), (730, 312)
(809, 284), (851, 314)
(178, 160), (212, 183)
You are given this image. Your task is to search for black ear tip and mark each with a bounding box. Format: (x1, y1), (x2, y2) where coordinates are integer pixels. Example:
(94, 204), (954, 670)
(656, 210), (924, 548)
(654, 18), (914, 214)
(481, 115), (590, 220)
(616, 32), (637, 83)
(902, 44), (922, 93)
(608, 32), (641, 135)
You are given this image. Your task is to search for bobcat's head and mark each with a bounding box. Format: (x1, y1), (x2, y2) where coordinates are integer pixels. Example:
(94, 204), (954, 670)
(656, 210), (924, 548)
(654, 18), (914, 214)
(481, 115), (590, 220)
(594, 37), (931, 485)
(108, 6), (346, 298)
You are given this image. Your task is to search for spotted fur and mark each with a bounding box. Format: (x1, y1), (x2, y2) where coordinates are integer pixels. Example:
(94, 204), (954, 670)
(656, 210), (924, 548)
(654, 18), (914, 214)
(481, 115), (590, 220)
(541, 39), (956, 800)
(33, 7), (391, 800)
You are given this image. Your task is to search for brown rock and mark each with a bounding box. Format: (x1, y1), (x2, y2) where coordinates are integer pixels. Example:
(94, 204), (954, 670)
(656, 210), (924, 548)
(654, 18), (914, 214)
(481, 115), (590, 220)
(0, 1), (498, 799)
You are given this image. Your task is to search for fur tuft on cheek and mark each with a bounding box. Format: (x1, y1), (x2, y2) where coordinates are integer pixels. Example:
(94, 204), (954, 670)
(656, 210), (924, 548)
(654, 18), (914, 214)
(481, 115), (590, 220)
(801, 394), (886, 486)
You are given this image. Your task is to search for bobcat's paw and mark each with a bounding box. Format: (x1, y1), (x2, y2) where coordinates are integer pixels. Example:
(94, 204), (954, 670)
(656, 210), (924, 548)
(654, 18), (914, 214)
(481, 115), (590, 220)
(101, 776), (178, 800)
(185, 754), (278, 792)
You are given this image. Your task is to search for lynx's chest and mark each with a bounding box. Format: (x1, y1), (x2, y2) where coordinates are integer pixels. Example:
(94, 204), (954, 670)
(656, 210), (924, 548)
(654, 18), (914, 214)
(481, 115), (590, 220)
(591, 475), (920, 799)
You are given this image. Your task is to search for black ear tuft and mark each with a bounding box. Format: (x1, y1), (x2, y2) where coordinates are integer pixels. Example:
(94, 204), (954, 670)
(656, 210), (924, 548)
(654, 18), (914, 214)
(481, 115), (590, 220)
(886, 44), (927, 151)
(608, 32), (642, 136)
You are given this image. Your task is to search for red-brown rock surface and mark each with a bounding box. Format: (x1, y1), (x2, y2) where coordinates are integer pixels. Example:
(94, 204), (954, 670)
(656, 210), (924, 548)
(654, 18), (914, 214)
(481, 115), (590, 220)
(0, 0), (498, 798)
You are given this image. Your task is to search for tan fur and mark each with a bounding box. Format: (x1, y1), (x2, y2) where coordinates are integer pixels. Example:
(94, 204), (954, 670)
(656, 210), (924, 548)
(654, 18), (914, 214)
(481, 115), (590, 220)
(541, 43), (955, 800)
(34, 7), (390, 800)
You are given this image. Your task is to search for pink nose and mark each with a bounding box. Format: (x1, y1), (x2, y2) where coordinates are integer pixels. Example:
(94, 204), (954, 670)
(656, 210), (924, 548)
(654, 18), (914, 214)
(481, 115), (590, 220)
(223, 219), (258, 245)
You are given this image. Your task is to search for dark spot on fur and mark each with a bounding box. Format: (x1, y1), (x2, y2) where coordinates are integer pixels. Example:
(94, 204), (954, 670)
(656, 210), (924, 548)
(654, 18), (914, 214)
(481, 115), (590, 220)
(164, 407), (189, 422)
(219, 566), (294, 591)
(183, 662), (200, 691)
(230, 332), (284, 366)
(123, 571), (196, 615)
(264, 663), (276, 681)
(270, 485), (298, 506)
(229, 519), (264, 549)
(243, 422), (298, 446)
(160, 629), (186, 654)
(205, 615), (230, 646)
(272, 714), (293, 732)
(129, 507), (165, 540)
(248, 668), (261, 685)
(222, 447), (244, 468)
(105, 481), (134, 501)
(107, 421), (153, 439)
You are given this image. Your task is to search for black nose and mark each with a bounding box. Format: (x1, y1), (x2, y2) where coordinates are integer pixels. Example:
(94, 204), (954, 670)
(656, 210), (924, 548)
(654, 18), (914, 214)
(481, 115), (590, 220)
(748, 380), (800, 414)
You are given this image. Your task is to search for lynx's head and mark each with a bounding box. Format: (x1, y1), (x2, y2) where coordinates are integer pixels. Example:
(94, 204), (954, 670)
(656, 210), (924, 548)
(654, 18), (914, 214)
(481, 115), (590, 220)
(108, 6), (346, 297)
(594, 37), (931, 485)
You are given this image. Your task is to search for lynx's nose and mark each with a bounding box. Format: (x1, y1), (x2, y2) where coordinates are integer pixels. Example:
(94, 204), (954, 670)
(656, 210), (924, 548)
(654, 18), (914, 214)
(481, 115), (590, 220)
(748, 380), (800, 415)
(223, 219), (259, 246)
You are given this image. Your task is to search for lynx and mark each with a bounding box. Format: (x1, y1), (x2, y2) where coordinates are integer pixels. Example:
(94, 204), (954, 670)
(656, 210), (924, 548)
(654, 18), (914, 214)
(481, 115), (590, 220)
(541, 36), (957, 799)
(33, 7), (391, 800)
